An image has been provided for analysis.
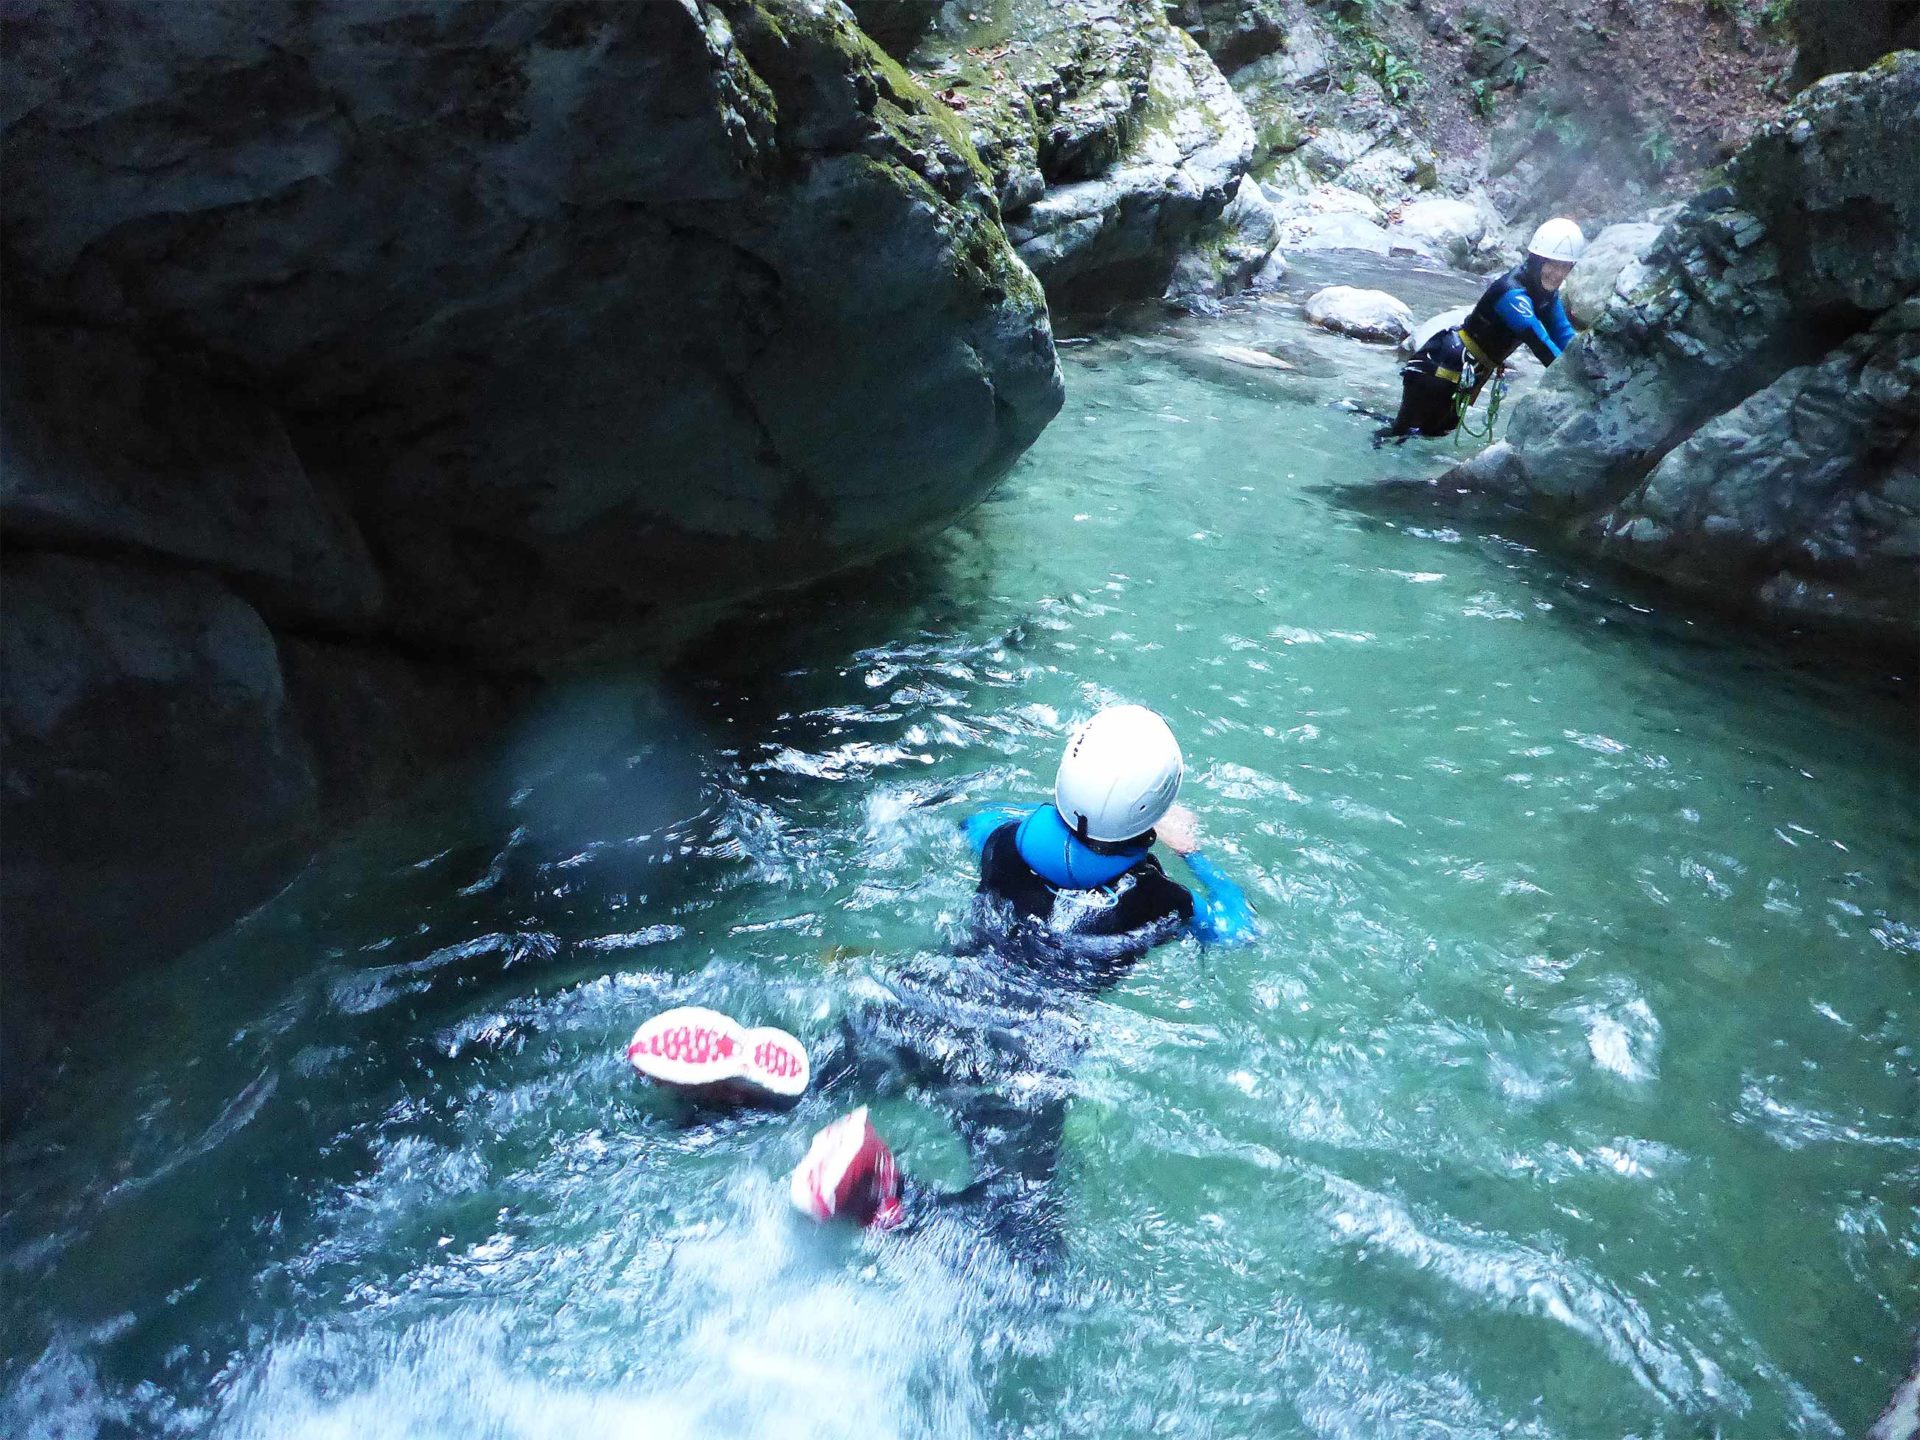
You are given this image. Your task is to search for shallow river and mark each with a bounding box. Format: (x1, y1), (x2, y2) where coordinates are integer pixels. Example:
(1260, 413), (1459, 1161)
(5, 258), (1916, 1439)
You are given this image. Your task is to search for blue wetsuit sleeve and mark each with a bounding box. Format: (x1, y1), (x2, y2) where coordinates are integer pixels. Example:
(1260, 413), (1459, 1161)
(1492, 288), (1562, 365)
(962, 805), (1028, 858)
(1182, 851), (1256, 944)
(1543, 292), (1576, 352)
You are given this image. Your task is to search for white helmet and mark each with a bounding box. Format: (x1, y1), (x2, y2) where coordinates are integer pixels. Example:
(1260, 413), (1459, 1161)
(1054, 704), (1183, 844)
(1527, 217), (1587, 263)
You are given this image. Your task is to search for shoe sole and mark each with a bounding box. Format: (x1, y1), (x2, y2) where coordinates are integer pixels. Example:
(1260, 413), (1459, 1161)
(789, 1105), (903, 1229)
(627, 1006), (810, 1100)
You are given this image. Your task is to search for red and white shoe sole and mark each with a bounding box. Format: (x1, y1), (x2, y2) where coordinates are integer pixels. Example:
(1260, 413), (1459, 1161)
(789, 1106), (903, 1229)
(626, 1006), (810, 1100)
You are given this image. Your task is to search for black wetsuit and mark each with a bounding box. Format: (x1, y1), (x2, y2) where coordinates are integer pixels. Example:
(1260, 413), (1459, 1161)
(1386, 257), (1577, 438)
(828, 818), (1202, 1263)
(969, 819), (1195, 985)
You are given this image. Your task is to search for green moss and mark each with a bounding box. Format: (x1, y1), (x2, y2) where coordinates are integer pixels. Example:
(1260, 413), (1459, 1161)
(860, 37), (998, 196)
(958, 208), (1047, 310)
(842, 150), (1043, 313)
(1255, 109), (1303, 158)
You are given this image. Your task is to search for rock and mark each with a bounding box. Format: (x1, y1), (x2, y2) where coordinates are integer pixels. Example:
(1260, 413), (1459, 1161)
(1249, 249), (1291, 291)
(1226, 29), (1327, 170)
(4, 0), (1064, 657)
(1165, 175), (1281, 304)
(1263, 183), (1385, 224)
(1163, 337), (1310, 394)
(1445, 440), (1532, 497)
(845, 0), (942, 57)
(1402, 305), (1474, 355)
(1247, 25), (1331, 87)
(1595, 301), (1920, 645)
(1277, 211), (1394, 255)
(1168, 0), (1291, 73)
(1, 553), (317, 1014)
(1386, 199), (1489, 269)
(1560, 221), (1663, 327)
(1440, 53), (1920, 651)
(0, 0), (1068, 1090)
(1733, 51), (1920, 314)
(1869, 1338), (1920, 1440)
(1305, 286), (1414, 343)
(1298, 126), (1378, 180)
(1210, 344), (1295, 370)
(1, 323), (382, 627)
(938, 0), (1255, 313)
(1339, 146), (1438, 206)
(1792, 0), (1920, 87)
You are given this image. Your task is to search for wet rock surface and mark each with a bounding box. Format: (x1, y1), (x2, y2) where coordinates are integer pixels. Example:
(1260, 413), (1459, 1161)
(1560, 220), (1663, 327)
(1443, 53), (1920, 652)
(1305, 285), (1414, 343)
(1385, 197), (1490, 268)
(0, 0), (1065, 1086)
(918, 0), (1263, 313)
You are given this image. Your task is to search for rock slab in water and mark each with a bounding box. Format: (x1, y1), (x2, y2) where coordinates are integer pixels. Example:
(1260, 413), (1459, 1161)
(1402, 306), (1474, 355)
(0, 0), (1067, 1093)
(1210, 344), (1295, 370)
(1304, 286), (1415, 344)
(1442, 52), (1920, 652)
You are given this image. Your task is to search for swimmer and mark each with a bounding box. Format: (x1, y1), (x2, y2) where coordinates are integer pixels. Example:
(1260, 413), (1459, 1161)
(792, 704), (1255, 1242)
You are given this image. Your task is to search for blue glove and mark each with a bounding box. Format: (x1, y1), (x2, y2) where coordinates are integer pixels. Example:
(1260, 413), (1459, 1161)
(1183, 851), (1257, 945)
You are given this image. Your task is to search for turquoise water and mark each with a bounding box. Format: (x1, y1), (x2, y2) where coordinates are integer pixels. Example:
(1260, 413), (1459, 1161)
(4, 262), (1916, 1438)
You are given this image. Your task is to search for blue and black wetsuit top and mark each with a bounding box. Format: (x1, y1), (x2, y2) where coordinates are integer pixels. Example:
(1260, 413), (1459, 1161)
(961, 805), (1254, 984)
(1461, 255), (1577, 368)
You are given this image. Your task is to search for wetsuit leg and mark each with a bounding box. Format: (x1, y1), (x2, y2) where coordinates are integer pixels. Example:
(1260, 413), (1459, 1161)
(831, 954), (1088, 1265)
(942, 1086), (1073, 1266)
(1390, 368), (1462, 438)
(1381, 330), (1469, 440)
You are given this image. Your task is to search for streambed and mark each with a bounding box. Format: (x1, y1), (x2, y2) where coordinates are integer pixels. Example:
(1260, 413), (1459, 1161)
(4, 255), (1914, 1439)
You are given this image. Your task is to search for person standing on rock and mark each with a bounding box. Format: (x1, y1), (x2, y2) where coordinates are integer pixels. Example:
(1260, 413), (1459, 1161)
(1381, 217), (1588, 442)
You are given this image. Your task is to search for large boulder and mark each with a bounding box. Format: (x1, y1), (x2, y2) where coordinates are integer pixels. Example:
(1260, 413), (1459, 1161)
(1166, 175), (1283, 305)
(1596, 300), (1919, 643)
(3, 0), (1064, 655)
(1386, 198), (1488, 269)
(945, 0), (1257, 312)
(0, 0), (1067, 1092)
(1560, 221), (1662, 327)
(1304, 286), (1413, 343)
(1441, 53), (1920, 651)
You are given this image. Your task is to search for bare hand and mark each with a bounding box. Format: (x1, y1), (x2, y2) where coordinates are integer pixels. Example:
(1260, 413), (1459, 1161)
(1157, 803), (1201, 855)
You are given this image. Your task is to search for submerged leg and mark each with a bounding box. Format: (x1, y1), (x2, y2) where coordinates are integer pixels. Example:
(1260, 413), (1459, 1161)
(1385, 368), (1462, 439)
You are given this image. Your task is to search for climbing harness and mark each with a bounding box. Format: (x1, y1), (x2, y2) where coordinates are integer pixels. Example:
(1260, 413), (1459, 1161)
(1454, 361), (1508, 444)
